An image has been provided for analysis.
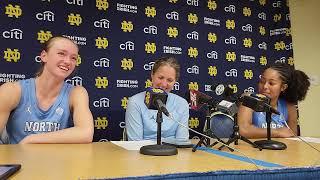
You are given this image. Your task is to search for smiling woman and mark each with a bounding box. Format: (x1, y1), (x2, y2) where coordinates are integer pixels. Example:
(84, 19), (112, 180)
(125, 57), (189, 141)
(35, 36), (78, 78)
(0, 36), (94, 144)
(238, 63), (310, 139)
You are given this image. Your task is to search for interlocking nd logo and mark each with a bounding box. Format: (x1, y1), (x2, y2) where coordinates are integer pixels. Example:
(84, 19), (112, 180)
(145, 92), (151, 105)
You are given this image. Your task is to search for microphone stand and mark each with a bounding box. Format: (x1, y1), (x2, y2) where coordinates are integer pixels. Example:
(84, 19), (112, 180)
(218, 114), (262, 151)
(140, 110), (178, 156)
(192, 105), (230, 152)
(217, 95), (262, 151)
(254, 111), (287, 150)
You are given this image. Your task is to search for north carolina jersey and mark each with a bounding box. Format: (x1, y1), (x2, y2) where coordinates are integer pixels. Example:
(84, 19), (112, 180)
(6, 78), (74, 144)
(252, 98), (288, 129)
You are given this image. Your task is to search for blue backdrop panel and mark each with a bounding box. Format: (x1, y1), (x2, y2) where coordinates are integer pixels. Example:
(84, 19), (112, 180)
(0, 0), (293, 141)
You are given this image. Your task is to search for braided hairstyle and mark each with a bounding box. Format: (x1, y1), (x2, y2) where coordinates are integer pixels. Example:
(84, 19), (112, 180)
(265, 63), (310, 103)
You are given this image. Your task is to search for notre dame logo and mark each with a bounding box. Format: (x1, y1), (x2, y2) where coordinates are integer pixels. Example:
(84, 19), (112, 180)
(145, 42), (156, 54)
(145, 92), (150, 105)
(5, 4), (22, 18)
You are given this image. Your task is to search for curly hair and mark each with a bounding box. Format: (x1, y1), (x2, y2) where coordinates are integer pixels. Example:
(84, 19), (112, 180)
(265, 63), (310, 103)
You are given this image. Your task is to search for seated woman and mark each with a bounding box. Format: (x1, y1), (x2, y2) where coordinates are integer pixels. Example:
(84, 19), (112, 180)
(0, 36), (93, 144)
(125, 57), (189, 141)
(238, 63), (310, 138)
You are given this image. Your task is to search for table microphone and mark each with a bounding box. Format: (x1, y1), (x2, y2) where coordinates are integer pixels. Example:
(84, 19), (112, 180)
(144, 87), (170, 116)
(140, 87), (177, 156)
(240, 93), (286, 150)
(240, 93), (279, 115)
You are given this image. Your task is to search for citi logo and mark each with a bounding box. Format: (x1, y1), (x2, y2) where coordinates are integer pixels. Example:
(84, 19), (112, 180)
(143, 62), (155, 71)
(207, 51), (218, 59)
(187, 65), (199, 74)
(66, 76), (82, 86)
(143, 25), (157, 35)
(186, 31), (199, 40)
(94, 19), (110, 29)
(120, 41), (134, 51)
(187, 0), (199, 6)
(36, 11), (55, 21)
(66, 0), (83, 6)
(94, 58), (110, 68)
(258, 12), (266, 20)
(93, 98), (110, 108)
(225, 69), (237, 77)
(224, 5), (236, 13)
(242, 24), (253, 32)
(2, 29), (22, 39)
(166, 11), (179, 20)
(225, 36), (237, 45)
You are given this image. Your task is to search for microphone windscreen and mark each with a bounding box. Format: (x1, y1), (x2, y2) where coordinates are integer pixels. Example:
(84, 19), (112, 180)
(188, 90), (217, 110)
(241, 93), (280, 114)
(145, 87), (168, 110)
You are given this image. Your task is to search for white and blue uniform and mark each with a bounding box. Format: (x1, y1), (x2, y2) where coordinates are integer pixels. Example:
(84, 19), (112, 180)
(125, 91), (189, 141)
(252, 98), (288, 129)
(6, 78), (74, 144)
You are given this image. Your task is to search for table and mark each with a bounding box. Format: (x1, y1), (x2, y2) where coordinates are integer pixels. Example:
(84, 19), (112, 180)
(1, 138), (319, 179)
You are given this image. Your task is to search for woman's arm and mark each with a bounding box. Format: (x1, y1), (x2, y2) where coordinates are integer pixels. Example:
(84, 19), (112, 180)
(286, 102), (298, 136)
(175, 99), (189, 141)
(19, 86), (94, 144)
(0, 82), (21, 134)
(125, 96), (143, 140)
(238, 103), (294, 138)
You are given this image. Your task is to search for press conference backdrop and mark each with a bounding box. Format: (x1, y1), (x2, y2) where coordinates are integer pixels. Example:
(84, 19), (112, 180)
(0, 0), (293, 141)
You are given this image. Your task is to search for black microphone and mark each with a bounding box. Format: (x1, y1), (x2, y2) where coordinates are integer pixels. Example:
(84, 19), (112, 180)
(240, 93), (280, 115)
(243, 93), (286, 150)
(144, 87), (170, 116)
(141, 87), (178, 156)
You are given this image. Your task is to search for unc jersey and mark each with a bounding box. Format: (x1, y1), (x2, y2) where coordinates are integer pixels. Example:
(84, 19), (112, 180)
(6, 78), (74, 144)
(252, 98), (288, 129)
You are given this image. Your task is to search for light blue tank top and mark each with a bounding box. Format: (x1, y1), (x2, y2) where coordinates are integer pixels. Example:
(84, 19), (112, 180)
(6, 78), (74, 144)
(252, 98), (288, 129)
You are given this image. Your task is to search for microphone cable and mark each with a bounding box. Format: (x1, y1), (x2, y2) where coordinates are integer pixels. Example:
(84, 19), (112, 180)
(167, 114), (260, 169)
(283, 121), (320, 166)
